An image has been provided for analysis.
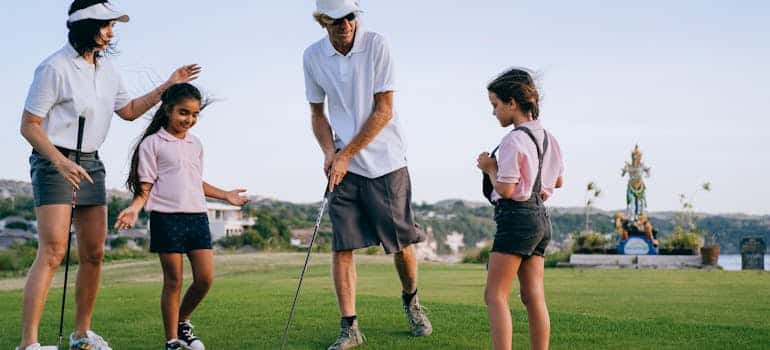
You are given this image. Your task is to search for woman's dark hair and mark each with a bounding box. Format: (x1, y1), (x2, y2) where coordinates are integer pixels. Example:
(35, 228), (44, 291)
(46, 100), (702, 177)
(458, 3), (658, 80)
(487, 68), (540, 120)
(126, 83), (204, 197)
(67, 0), (117, 58)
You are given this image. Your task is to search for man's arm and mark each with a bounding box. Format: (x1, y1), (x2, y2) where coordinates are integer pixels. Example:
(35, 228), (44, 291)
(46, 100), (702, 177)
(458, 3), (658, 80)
(328, 91), (393, 190)
(310, 102), (337, 177)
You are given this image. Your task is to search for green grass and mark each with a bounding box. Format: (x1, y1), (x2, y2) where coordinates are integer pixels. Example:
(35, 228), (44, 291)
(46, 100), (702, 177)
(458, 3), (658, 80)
(1, 253), (769, 349)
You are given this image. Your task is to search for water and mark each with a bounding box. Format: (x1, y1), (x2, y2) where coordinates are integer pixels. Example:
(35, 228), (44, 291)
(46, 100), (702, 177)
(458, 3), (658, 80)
(718, 254), (770, 271)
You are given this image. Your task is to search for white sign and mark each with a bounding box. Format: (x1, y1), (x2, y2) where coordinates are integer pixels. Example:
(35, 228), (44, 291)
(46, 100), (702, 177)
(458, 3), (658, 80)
(624, 237), (650, 255)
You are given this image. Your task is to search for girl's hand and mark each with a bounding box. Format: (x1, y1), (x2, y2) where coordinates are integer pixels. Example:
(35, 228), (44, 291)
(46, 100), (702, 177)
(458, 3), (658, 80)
(167, 64), (202, 85)
(114, 207), (139, 230)
(224, 189), (250, 206)
(477, 152), (497, 175)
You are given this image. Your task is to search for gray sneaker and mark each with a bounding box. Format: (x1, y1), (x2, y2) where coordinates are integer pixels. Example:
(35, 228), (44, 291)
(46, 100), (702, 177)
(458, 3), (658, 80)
(327, 320), (365, 350)
(404, 295), (433, 336)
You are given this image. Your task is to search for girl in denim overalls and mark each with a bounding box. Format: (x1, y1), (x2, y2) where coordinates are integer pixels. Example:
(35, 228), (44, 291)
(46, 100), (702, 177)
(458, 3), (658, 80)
(477, 68), (565, 350)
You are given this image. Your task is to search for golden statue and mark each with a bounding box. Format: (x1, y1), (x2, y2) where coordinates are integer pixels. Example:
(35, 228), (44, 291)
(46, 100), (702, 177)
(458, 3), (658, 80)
(621, 145), (651, 219)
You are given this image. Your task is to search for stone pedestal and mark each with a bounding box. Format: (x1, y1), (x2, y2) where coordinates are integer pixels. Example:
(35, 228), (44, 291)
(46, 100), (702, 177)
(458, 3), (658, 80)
(741, 237), (766, 270)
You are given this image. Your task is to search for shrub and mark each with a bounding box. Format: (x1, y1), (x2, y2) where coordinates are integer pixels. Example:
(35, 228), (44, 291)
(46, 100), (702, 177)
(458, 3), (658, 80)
(571, 231), (614, 254)
(463, 245), (491, 264)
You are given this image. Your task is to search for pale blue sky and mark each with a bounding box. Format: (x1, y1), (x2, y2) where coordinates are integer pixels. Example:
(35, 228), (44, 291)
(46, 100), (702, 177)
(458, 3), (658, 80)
(1, 1), (768, 214)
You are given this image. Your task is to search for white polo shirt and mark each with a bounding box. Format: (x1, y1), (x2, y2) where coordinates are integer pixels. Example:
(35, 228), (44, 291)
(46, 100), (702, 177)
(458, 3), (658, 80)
(24, 43), (131, 153)
(303, 29), (408, 179)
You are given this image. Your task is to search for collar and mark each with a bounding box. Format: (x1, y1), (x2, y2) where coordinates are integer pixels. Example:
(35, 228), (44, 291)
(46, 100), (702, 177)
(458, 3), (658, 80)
(64, 42), (94, 70)
(157, 127), (193, 143)
(516, 119), (543, 131)
(323, 28), (367, 57)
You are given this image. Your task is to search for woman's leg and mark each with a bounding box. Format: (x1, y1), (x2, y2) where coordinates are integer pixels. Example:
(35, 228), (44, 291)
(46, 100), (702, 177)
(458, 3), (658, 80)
(179, 249), (214, 321)
(19, 204), (71, 348)
(518, 256), (550, 350)
(72, 205), (107, 337)
(485, 252), (523, 350)
(159, 253), (184, 340)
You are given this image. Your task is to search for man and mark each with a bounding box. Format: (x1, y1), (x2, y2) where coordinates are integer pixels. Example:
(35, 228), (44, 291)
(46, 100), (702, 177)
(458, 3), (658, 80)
(302, 1), (433, 349)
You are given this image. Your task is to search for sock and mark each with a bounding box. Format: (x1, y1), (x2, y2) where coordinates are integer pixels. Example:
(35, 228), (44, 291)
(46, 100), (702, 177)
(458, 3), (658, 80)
(166, 339), (179, 344)
(402, 289), (418, 305)
(341, 315), (357, 328)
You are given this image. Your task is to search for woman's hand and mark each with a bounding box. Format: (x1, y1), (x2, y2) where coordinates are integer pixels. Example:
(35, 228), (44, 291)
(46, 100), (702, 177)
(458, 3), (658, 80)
(53, 157), (93, 190)
(224, 189), (250, 206)
(476, 152), (498, 175)
(114, 207), (139, 230)
(167, 64), (202, 85)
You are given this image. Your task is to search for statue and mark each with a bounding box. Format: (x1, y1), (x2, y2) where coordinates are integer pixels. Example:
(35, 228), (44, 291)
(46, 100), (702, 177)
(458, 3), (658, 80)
(621, 145), (651, 219)
(616, 145), (658, 255)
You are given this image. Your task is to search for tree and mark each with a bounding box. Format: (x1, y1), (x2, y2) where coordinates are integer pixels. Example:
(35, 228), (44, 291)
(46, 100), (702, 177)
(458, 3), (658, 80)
(584, 181), (602, 232)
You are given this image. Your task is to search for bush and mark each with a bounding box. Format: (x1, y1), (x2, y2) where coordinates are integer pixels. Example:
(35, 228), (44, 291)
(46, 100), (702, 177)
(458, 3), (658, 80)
(571, 231), (614, 254)
(110, 237), (129, 249)
(5, 221), (30, 231)
(363, 245), (381, 255)
(463, 245), (491, 264)
(544, 250), (571, 268)
(659, 227), (702, 255)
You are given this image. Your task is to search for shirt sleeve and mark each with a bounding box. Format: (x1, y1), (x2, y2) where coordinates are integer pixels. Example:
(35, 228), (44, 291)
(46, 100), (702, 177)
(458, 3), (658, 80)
(114, 73), (131, 111)
(303, 49), (326, 104)
(137, 138), (158, 183)
(496, 135), (524, 184)
(372, 34), (396, 94)
(549, 133), (566, 177)
(24, 64), (61, 117)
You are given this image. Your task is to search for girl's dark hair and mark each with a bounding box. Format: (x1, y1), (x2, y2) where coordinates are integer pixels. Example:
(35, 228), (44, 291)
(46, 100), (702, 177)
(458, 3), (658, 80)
(487, 68), (540, 120)
(126, 83), (204, 197)
(67, 0), (117, 58)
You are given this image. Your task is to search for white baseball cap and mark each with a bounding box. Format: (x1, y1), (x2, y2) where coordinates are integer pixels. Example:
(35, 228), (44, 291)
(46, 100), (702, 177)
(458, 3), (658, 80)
(315, 0), (363, 19)
(68, 3), (130, 24)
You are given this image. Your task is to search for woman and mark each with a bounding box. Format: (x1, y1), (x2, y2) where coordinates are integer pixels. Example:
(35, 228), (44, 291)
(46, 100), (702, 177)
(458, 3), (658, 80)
(18, 1), (201, 349)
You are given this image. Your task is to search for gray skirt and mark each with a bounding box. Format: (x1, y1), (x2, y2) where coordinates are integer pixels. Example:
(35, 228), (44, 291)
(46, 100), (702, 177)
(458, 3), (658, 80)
(29, 148), (107, 207)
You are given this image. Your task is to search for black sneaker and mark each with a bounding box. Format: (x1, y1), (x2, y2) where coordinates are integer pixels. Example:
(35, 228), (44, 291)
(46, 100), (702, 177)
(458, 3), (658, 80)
(178, 320), (205, 350)
(166, 339), (189, 350)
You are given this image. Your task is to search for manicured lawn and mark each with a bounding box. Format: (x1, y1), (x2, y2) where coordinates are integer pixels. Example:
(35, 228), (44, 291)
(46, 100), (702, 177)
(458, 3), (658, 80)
(1, 253), (769, 349)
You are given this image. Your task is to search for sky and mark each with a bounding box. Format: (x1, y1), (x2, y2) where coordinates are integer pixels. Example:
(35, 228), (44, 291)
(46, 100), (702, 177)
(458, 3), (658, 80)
(1, 1), (768, 214)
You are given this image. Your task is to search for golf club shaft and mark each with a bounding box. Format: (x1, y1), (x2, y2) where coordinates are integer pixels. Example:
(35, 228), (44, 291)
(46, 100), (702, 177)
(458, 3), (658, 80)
(280, 186), (330, 349)
(58, 116), (85, 348)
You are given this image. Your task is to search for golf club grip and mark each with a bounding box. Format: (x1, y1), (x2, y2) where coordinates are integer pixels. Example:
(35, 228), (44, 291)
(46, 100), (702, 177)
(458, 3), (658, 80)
(75, 116), (85, 163)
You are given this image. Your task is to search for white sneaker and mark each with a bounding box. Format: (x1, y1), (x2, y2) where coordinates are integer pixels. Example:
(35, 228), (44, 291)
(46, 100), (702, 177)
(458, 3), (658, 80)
(16, 343), (41, 350)
(69, 330), (112, 350)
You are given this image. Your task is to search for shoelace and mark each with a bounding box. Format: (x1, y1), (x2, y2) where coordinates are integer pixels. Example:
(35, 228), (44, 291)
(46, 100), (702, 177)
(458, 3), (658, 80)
(405, 304), (430, 327)
(332, 328), (353, 346)
(180, 322), (196, 338)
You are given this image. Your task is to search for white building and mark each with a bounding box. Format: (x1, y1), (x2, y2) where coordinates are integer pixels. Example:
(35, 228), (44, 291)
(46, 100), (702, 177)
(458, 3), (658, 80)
(206, 202), (255, 242)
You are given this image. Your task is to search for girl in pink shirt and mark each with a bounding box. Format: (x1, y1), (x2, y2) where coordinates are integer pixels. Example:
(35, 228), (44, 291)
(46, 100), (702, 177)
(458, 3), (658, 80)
(477, 68), (565, 350)
(114, 83), (249, 350)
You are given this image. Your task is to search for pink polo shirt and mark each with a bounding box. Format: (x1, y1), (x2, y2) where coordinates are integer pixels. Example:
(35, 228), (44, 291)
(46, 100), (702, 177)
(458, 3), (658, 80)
(137, 128), (207, 213)
(491, 120), (565, 202)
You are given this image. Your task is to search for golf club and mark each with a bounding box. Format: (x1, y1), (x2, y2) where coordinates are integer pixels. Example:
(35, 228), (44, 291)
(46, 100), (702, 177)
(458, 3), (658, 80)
(54, 115), (85, 350)
(279, 182), (331, 350)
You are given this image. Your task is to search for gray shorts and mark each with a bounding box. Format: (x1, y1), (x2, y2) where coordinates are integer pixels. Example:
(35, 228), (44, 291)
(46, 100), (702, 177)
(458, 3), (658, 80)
(328, 167), (424, 254)
(29, 148), (107, 207)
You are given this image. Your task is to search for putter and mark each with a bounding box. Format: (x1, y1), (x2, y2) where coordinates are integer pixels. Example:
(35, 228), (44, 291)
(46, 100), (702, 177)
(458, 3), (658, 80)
(280, 183), (331, 350)
(53, 115), (86, 350)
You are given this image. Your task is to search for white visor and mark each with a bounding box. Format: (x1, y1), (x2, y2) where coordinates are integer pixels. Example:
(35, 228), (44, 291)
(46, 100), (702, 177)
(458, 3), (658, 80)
(68, 3), (129, 24)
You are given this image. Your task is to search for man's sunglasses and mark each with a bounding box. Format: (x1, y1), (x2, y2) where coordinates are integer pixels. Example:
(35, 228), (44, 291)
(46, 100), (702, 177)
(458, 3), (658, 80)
(327, 12), (356, 26)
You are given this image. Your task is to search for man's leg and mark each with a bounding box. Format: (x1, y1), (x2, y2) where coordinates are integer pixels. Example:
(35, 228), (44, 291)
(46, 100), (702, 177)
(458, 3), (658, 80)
(393, 244), (417, 294)
(332, 250), (357, 317)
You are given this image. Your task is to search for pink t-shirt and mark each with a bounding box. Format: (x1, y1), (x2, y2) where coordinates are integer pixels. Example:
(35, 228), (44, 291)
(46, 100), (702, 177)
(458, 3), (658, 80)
(137, 128), (207, 213)
(491, 120), (565, 202)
